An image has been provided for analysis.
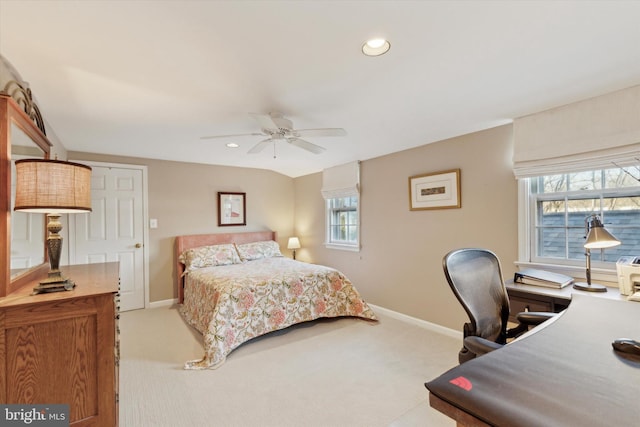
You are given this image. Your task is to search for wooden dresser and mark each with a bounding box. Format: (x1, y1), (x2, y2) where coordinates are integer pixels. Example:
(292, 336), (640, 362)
(0, 262), (120, 427)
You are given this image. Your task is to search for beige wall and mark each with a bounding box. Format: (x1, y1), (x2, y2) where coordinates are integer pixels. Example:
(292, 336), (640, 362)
(67, 152), (295, 303)
(67, 123), (516, 330)
(293, 124), (517, 331)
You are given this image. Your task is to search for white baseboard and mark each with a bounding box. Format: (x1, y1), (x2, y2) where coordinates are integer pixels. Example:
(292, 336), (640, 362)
(369, 303), (462, 339)
(148, 298), (178, 309)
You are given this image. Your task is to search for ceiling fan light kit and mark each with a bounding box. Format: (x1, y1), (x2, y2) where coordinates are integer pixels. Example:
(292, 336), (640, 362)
(202, 112), (347, 157)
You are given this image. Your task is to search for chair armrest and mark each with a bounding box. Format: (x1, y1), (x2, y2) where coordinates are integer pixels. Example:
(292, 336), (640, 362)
(463, 336), (504, 356)
(516, 311), (556, 326)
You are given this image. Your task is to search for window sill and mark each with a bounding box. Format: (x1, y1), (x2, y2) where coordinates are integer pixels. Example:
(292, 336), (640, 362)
(514, 261), (618, 287)
(324, 242), (360, 252)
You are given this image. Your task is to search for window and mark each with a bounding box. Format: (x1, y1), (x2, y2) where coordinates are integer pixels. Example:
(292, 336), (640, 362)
(523, 167), (640, 271)
(325, 195), (359, 250)
(321, 161), (360, 251)
(512, 85), (640, 280)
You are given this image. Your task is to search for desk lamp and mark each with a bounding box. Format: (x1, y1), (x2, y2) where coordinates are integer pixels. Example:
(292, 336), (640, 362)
(573, 214), (620, 293)
(288, 237), (301, 260)
(14, 159), (92, 294)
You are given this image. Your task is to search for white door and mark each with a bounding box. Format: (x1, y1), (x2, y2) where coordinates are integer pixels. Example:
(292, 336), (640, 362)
(70, 163), (147, 311)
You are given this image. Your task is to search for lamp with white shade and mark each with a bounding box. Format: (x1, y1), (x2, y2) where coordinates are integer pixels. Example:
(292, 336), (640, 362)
(288, 237), (301, 260)
(13, 159), (92, 294)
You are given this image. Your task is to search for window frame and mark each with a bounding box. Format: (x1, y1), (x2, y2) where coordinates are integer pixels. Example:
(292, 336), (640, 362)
(517, 170), (640, 283)
(324, 195), (360, 252)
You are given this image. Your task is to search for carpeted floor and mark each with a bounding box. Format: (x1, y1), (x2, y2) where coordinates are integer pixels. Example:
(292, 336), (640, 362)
(119, 305), (459, 426)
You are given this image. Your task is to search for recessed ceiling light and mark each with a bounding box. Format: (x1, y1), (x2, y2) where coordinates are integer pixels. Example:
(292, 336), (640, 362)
(226, 143), (239, 148)
(362, 38), (390, 56)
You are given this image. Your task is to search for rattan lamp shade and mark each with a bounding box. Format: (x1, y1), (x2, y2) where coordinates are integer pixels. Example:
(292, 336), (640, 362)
(14, 159), (92, 213)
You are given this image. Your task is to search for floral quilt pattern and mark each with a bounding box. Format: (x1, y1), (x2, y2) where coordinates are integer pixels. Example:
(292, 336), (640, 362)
(179, 257), (377, 369)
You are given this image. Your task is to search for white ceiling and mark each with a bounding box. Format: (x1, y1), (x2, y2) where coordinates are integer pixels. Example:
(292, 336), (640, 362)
(1, 0), (640, 178)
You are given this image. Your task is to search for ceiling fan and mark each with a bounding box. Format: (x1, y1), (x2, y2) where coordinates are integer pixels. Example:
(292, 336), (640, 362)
(201, 112), (347, 155)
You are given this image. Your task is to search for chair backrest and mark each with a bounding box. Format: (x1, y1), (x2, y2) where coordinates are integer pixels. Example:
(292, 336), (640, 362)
(443, 248), (511, 346)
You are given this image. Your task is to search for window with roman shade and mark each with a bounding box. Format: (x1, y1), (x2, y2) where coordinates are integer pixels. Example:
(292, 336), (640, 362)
(321, 161), (360, 251)
(513, 85), (640, 279)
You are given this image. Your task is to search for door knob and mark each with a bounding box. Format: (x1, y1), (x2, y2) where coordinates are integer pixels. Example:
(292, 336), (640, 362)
(135, 243), (142, 248)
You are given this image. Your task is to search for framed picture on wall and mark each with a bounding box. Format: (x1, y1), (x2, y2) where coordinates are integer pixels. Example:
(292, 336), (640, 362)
(408, 169), (461, 210)
(218, 192), (246, 226)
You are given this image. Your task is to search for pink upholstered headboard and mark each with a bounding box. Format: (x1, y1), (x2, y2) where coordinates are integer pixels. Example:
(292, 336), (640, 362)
(174, 231), (277, 303)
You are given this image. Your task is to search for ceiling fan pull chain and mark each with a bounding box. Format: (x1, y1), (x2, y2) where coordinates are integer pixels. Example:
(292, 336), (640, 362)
(273, 141), (277, 159)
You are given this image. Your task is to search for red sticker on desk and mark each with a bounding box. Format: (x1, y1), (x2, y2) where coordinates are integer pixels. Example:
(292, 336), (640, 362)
(450, 376), (472, 391)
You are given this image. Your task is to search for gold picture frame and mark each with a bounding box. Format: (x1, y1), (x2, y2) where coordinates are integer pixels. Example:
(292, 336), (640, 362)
(408, 169), (461, 211)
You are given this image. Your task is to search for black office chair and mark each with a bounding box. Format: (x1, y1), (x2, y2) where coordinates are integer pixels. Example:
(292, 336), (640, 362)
(443, 248), (553, 363)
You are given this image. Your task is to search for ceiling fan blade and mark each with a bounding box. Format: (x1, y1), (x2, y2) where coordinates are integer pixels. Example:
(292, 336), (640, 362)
(287, 138), (325, 154)
(248, 139), (272, 154)
(200, 132), (263, 140)
(250, 113), (280, 131)
(293, 128), (347, 138)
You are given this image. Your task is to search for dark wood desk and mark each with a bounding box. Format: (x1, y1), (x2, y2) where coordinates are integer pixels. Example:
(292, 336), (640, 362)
(505, 280), (624, 322)
(426, 294), (640, 427)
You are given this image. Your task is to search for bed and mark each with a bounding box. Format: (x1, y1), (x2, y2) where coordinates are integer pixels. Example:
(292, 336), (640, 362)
(175, 231), (377, 370)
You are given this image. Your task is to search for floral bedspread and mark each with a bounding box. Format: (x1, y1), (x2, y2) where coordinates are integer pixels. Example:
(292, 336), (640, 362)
(179, 257), (377, 369)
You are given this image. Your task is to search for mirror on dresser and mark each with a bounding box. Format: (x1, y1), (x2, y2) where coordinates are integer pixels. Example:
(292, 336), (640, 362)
(1, 93), (51, 297)
(10, 122), (47, 278)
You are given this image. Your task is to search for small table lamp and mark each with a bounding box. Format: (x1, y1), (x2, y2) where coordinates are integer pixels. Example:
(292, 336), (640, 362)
(14, 159), (92, 294)
(573, 214), (621, 293)
(288, 237), (301, 260)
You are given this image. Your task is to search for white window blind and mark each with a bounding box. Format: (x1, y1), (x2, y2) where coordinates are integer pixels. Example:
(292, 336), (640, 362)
(321, 161), (360, 199)
(513, 84), (640, 178)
